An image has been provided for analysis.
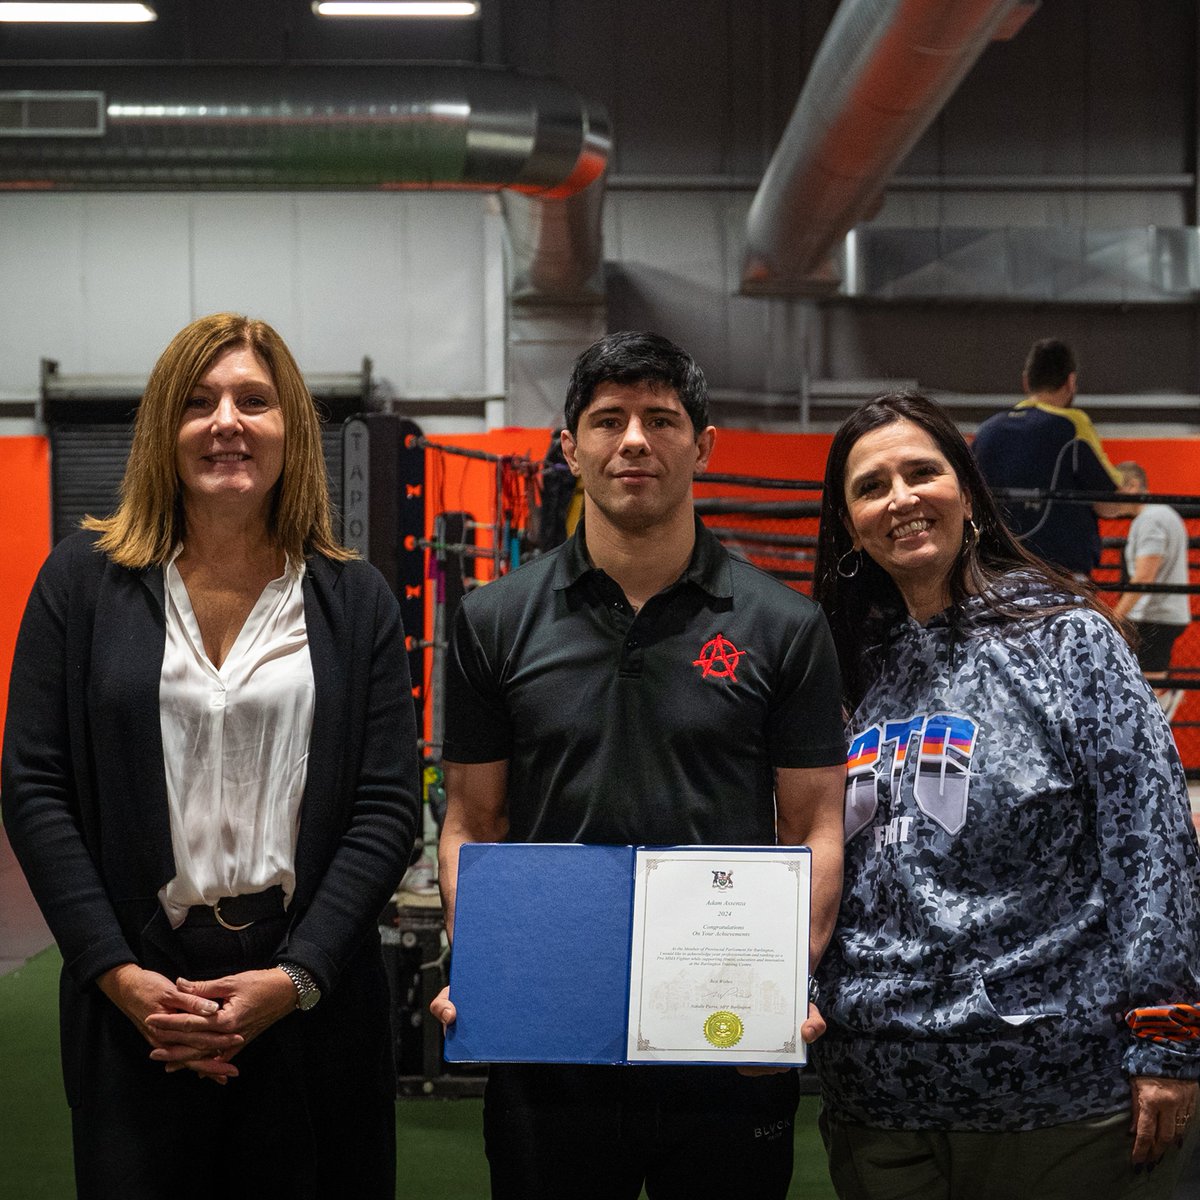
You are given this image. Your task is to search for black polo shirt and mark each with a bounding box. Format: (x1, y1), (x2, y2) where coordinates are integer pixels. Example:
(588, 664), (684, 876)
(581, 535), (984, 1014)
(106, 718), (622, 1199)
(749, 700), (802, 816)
(443, 519), (845, 847)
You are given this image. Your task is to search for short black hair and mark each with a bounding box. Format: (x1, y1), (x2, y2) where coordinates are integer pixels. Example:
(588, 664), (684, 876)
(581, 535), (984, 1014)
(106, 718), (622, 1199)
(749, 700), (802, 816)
(563, 331), (709, 435)
(1024, 338), (1076, 393)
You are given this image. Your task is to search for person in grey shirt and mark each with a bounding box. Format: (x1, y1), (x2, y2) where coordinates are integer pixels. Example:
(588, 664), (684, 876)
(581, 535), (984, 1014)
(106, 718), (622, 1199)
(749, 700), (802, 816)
(1115, 461), (1192, 717)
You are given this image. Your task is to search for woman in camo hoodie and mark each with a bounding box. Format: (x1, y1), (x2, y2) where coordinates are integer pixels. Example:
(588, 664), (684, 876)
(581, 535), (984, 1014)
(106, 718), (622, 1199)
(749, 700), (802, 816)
(811, 392), (1200, 1200)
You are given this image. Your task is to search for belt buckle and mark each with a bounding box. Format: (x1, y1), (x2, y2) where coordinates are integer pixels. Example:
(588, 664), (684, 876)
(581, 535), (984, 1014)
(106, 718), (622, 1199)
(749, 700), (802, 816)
(213, 897), (253, 931)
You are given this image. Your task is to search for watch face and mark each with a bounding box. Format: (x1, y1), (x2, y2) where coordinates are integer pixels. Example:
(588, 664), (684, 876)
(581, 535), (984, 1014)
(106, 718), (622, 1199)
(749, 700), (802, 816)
(298, 986), (321, 1011)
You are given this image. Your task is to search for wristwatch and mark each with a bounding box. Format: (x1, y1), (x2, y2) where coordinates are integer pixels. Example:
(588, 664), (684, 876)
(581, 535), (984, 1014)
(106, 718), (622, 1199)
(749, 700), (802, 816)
(278, 961), (321, 1011)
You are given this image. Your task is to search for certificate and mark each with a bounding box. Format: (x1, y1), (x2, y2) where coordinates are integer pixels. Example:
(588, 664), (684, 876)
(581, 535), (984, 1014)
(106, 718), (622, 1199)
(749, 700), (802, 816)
(443, 842), (811, 1067)
(626, 847), (811, 1065)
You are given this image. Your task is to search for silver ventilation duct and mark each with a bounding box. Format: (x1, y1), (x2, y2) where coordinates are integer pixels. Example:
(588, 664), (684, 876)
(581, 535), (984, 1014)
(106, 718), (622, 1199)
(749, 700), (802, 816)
(846, 226), (1200, 304)
(0, 64), (609, 300)
(742, 0), (1022, 293)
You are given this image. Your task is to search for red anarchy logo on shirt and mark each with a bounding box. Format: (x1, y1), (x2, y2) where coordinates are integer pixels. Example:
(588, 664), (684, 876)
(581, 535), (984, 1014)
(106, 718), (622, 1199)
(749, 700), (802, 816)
(692, 633), (744, 682)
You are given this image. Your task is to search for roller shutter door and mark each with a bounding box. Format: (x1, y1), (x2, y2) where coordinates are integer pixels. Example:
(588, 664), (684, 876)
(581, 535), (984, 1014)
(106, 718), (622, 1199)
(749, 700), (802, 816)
(49, 401), (351, 546)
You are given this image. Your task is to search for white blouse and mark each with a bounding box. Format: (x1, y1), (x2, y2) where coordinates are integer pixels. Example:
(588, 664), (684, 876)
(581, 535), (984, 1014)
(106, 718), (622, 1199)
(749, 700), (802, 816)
(157, 551), (315, 929)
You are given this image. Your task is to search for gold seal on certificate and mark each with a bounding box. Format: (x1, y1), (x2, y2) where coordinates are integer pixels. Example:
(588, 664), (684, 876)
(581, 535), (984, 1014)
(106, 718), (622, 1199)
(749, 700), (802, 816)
(703, 1010), (744, 1049)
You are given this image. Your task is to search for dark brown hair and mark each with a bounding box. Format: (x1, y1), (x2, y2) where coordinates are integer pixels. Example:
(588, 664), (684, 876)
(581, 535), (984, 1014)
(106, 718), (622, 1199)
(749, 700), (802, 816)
(813, 391), (1125, 708)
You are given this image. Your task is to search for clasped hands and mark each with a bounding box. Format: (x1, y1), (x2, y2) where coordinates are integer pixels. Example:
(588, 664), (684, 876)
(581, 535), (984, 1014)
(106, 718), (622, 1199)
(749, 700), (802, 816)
(98, 962), (298, 1085)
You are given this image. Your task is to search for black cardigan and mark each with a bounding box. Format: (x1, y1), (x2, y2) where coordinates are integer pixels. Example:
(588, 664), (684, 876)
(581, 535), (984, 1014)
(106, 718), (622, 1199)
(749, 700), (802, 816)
(1, 531), (421, 997)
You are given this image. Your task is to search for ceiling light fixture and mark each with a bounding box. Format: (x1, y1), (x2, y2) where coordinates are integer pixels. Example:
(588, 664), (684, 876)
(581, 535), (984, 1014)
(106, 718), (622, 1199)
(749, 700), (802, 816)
(313, 2), (480, 17)
(0, 3), (156, 21)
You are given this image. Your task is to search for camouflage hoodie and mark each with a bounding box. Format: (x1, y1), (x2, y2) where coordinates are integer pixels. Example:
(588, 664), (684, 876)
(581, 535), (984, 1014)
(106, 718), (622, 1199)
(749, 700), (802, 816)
(813, 577), (1200, 1130)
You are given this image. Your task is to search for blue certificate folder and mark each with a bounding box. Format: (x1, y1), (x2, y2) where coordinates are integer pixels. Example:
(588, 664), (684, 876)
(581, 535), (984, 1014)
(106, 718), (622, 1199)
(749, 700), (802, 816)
(444, 842), (637, 1064)
(443, 842), (810, 1066)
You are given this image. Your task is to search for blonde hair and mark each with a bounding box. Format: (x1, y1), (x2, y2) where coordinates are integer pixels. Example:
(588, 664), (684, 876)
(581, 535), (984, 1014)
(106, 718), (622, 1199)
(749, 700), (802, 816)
(85, 312), (352, 567)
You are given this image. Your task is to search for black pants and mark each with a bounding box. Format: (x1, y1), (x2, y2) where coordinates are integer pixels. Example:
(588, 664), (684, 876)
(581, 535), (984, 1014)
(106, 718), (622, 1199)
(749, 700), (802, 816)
(1133, 621), (1187, 673)
(70, 912), (395, 1200)
(484, 1061), (801, 1200)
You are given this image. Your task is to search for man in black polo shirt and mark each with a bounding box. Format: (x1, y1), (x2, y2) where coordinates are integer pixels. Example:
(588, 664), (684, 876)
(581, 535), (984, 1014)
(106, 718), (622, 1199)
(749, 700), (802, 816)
(432, 331), (846, 1200)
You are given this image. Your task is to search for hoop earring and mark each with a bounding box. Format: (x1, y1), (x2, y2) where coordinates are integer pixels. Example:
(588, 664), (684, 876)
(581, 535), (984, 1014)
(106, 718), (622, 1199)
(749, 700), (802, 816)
(837, 548), (862, 579)
(963, 518), (980, 548)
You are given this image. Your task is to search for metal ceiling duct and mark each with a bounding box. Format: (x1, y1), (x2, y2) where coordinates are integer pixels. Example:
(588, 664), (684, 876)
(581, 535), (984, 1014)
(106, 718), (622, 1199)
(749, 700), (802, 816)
(847, 226), (1200, 304)
(0, 64), (609, 299)
(742, 0), (1023, 294)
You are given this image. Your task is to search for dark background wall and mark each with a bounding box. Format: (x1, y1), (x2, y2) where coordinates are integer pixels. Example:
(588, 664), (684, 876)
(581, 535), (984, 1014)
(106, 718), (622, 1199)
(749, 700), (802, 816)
(1, 0), (1197, 414)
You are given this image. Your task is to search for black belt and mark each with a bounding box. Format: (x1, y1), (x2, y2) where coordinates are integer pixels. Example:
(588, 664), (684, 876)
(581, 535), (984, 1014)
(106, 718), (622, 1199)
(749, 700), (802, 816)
(183, 885), (286, 930)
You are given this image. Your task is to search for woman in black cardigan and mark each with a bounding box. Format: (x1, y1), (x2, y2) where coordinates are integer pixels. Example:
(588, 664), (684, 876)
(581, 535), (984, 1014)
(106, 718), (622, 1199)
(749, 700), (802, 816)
(2, 313), (420, 1199)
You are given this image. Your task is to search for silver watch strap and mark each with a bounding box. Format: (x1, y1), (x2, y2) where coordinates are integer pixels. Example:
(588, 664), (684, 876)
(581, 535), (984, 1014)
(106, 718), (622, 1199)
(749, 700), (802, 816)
(278, 961), (320, 1009)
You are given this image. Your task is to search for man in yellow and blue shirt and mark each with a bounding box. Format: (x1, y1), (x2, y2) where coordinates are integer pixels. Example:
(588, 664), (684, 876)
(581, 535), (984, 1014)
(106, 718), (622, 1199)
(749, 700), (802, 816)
(973, 338), (1122, 576)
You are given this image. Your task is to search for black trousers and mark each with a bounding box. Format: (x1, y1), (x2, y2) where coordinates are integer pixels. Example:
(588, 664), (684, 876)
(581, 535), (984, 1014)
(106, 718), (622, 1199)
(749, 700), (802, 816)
(484, 1061), (801, 1200)
(1133, 621), (1187, 673)
(70, 912), (395, 1200)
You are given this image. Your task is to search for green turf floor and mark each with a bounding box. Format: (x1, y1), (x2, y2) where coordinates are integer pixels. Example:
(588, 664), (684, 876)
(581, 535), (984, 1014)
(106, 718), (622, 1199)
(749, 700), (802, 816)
(0, 947), (836, 1199)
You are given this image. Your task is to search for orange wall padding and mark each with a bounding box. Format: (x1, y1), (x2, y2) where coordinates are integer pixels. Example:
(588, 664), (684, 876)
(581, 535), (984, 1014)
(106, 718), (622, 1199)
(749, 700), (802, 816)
(1101, 438), (1199, 495)
(708, 428), (834, 483)
(0, 437), (51, 753)
(420, 428), (1196, 598)
(0, 429), (1195, 764)
(422, 427), (834, 558)
(419, 428), (1200, 770)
